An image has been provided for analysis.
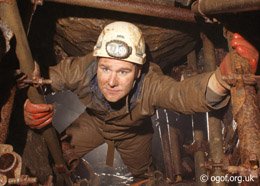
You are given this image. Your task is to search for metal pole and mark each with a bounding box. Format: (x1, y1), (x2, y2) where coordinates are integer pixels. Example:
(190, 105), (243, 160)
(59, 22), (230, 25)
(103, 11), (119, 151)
(44, 0), (196, 23)
(192, 113), (207, 186)
(207, 113), (226, 186)
(187, 50), (207, 186)
(157, 109), (175, 182)
(201, 31), (225, 186)
(192, 0), (260, 14)
(225, 30), (260, 168)
(159, 125), (175, 181)
(169, 125), (183, 181)
(0, 1), (71, 185)
(201, 32), (216, 72)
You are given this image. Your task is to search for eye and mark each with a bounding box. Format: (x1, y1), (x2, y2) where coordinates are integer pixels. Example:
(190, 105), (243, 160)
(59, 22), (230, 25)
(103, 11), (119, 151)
(119, 71), (127, 75)
(102, 67), (109, 72)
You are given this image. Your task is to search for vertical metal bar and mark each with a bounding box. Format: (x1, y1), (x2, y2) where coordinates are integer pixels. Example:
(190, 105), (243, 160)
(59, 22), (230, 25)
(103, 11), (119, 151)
(201, 32), (216, 72)
(192, 113), (207, 186)
(169, 125), (183, 180)
(163, 109), (183, 181)
(201, 31), (226, 186)
(0, 20), (16, 145)
(187, 49), (207, 186)
(157, 109), (175, 182)
(159, 125), (175, 181)
(229, 144), (240, 166)
(21, 1), (38, 36)
(207, 112), (226, 186)
(0, 1), (71, 185)
(225, 30), (260, 167)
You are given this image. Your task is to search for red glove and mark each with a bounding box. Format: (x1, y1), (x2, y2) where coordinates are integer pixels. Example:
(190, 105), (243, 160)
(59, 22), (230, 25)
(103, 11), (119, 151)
(24, 99), (54, 129)
(216, 33), (259, 89)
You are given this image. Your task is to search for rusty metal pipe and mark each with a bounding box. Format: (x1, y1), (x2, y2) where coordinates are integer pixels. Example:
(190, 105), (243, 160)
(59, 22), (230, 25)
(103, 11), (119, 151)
(230, 145), (240, 166)
(225, 30), (260, 167)
(201, 32), (216, 72)
(0, 20), (16, 145)
(156, 109), (175, 182)
(192, 0), (260, 15)
(187, 49), (207, 186)
(159, 122), (175, 181)
(0, 1), (71, 185)
(192, 113), (207, 186)
(8, 176), (37, 185)
(201, 30), (226, 186)
(0, 152), (17, 178)
(169, 126), (183, 179)
(44, 0), (196, 23)
(207, 113), (226, 186)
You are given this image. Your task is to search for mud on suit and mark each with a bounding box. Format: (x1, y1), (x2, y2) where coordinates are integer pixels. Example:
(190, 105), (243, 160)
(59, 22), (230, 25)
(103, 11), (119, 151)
(49, 53), (230, 180)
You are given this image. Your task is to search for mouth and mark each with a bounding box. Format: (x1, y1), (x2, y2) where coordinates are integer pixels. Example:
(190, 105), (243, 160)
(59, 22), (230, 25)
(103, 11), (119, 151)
(104, 87), (121, 94)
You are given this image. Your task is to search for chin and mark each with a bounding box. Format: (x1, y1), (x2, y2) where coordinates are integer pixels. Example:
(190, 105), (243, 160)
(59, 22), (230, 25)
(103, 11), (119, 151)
(104, 96), (121, 103)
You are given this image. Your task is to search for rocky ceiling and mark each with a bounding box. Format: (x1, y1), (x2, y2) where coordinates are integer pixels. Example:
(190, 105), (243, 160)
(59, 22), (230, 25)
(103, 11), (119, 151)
(24, 0), (201, 74)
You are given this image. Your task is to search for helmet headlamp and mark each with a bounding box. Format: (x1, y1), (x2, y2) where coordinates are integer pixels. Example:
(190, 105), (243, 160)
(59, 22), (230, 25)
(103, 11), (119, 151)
(106, 40), (132, 59)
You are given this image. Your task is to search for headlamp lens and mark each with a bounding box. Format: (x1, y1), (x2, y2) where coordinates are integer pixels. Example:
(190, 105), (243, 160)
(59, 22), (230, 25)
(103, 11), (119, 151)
(106, 40), (132, 59)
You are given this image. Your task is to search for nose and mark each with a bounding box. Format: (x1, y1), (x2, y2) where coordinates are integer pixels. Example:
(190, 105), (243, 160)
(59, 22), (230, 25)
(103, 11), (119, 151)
(108, 72), (118, 87)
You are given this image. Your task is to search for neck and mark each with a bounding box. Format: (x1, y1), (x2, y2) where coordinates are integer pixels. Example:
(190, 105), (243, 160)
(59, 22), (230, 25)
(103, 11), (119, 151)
(108, 96), (127, 110)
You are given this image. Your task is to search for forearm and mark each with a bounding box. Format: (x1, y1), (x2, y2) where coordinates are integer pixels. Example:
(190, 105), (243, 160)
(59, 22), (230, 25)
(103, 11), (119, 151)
(207, 71), (229, 96)
(152, 72), (223, 114)
(205, 85), (227, 107)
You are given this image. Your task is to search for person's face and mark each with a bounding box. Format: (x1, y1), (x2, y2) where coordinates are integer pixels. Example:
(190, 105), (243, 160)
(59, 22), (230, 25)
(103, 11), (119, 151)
(97, 57), (141, 102)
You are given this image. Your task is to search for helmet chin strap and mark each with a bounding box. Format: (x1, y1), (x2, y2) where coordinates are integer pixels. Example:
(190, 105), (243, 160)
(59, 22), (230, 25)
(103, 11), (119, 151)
(132, 80), (136, 88)
(126, 79), (136, 115)
(132, 64), (143, 89)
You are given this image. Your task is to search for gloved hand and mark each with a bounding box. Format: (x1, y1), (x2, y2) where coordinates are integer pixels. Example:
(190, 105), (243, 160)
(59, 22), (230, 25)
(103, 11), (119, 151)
(15, 71), (29, 89)
(24, 99), (54, 129)
(215, 33), (259, 90)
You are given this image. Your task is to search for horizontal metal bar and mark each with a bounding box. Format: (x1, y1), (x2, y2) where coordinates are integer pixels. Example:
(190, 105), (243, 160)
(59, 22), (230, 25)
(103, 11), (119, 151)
(44, 0), (197, 23)
(192, 0), (260, 14)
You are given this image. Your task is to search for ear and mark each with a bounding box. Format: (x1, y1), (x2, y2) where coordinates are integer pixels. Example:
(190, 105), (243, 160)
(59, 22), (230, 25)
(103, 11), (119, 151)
(136, 65), (142, 79)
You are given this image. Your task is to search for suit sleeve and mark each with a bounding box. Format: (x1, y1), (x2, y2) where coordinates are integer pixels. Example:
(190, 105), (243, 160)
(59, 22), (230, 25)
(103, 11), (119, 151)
(49, 53), (96, 93)
(141, 64), (230, 115)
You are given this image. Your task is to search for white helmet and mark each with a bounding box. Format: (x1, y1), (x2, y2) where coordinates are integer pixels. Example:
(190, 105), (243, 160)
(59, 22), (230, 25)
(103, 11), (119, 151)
(93, 21), (146, 65)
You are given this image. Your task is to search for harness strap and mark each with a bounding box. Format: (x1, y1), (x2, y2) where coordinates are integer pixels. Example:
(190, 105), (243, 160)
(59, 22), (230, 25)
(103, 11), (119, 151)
(106, 140), (115, 167)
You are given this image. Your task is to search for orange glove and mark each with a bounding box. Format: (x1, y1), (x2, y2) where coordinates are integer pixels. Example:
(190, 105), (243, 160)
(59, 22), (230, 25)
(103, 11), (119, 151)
(24, 99), (54, 129)
(216, 33), (259, 89)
